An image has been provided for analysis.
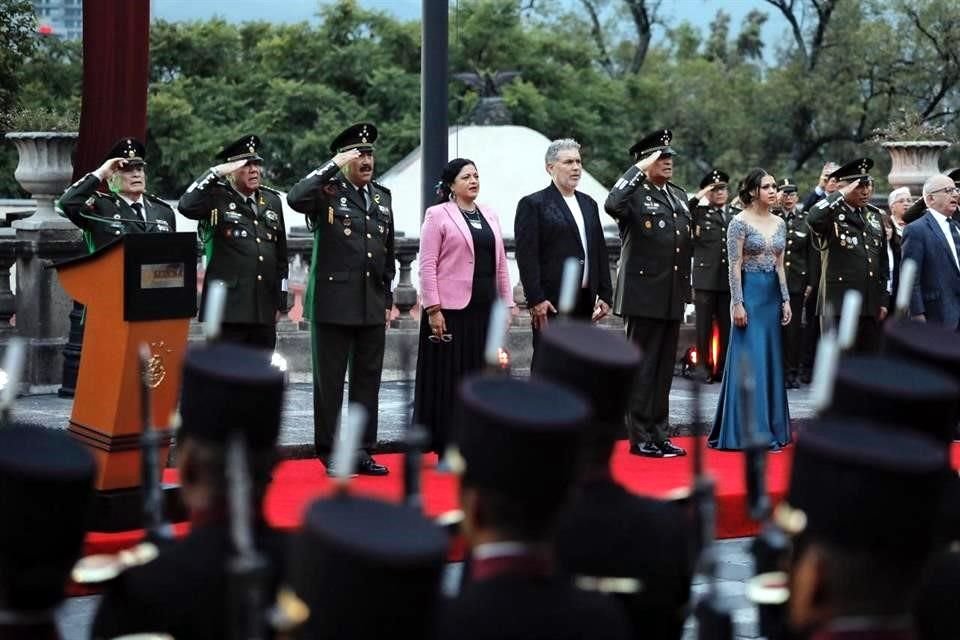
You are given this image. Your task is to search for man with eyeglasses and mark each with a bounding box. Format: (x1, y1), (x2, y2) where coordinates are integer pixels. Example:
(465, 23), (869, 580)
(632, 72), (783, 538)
(902, 174), (960, 330)
(808, 158), (889, 352)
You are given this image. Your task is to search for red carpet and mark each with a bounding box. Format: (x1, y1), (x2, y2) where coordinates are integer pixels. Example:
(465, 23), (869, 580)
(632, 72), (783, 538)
(84, 437), (960, 559)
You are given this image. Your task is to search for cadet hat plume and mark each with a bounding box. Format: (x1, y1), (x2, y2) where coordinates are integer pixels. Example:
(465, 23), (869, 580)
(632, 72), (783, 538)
(330, 122), (378, 154)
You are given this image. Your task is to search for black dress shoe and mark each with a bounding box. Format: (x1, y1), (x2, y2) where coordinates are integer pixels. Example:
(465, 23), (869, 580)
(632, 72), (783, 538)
(629, 442), (664, 458)
(658, 440), (687, 457)
(320, 457), (357, 478)
(799, 371), (812, 384)
(357, 457), (389, 476)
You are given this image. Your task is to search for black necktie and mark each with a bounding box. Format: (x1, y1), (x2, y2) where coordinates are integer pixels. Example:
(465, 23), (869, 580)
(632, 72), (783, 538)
(358, 187), (369, 209)
(131, 202), (144, 222)
(246, 197), (257, 214)
(949, 218), (960, 269)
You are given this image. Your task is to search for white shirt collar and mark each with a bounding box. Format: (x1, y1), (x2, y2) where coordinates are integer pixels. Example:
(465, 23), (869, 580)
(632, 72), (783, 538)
(119, 194), (144, 207)
(929, 208), (952, 225)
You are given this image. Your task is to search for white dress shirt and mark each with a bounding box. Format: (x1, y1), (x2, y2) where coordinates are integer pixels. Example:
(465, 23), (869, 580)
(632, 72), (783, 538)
(563, 193), (589, 287)
(930, 209), (960, 271)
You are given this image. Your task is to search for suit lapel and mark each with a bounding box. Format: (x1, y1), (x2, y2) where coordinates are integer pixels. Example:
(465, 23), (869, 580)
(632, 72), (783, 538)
(446, 201), (474, 253)
(927, 213), (960, 275)
(547, 183), (583, 248)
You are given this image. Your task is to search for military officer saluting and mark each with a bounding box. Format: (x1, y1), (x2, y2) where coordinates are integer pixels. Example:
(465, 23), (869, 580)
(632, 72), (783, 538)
(807, 158), (889, 352)
(775, 178), (816, 387)
(178, 135), (289, 351)
(59, 137), (176, 252)
(286, 123), (395, 476)
(690, 168), (734, 383)
(605, 129), (692, 459)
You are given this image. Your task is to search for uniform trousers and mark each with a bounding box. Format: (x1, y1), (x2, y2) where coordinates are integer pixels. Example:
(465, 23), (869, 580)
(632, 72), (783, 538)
(693, 289), (730, 375)
(219, 322), (277, 351)
(311, 322), (385, 457)
(782, 292), (806, 380)
(820, 315), (881, 354)
(530, 288), (595, 372)
(624, 317), (680, 444)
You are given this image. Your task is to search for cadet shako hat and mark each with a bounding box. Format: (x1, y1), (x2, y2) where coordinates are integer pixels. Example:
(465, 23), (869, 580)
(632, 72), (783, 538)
(629, 128), (675, 160)
(177, 343), (285, 449)
(883, 319), (960, 389)
(290, 496), (447, 640)
(825, 355), (960, 444)
(457, 375), (589, 503)
(699, 169), (729, 190)
(783, 419), (946, 554)
(330, 122), (378, 154)
(776, 177), (798, 193)
(104, 137), (146, 169)
(216, 134), (264, 164)
(828, 157), (874, 182)
(0, 425), (96, 610)
(534, 321), (641, 430)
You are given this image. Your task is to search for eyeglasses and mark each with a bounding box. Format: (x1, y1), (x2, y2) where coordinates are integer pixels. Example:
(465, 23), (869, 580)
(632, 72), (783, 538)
(928, 186), (960, 195)
(428, 333), (453, 343)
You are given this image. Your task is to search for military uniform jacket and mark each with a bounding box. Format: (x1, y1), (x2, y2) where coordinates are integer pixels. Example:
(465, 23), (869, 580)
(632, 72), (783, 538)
(286, 160), (395, 326)
(690, 199), (734, 292)
(59, 173), (177, 252)
(777, 207), (816, 295)
(604, 166), (693, 319)
(807, 192), (890, 317)
(178, 171), (288, 326)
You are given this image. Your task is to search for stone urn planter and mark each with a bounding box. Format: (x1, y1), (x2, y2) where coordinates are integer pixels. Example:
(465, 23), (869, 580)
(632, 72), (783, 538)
(5, 131), (79, 230)
(881, 140), (951, 194)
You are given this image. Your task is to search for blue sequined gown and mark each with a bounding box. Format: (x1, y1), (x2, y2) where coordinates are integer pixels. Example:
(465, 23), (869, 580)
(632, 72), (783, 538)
(708, 215), (791, 450)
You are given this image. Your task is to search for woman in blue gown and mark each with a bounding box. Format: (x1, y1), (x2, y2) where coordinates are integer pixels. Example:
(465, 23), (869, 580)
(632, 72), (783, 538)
(708, 169), (792, 451)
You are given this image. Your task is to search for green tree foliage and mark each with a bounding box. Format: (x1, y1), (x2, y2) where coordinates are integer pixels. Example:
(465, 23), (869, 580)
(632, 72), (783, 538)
(2, 0), (959, 199)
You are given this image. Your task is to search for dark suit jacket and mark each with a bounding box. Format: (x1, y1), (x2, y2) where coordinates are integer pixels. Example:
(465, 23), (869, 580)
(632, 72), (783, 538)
(903, 211), (960, 328)
(515, 183), (612, 310)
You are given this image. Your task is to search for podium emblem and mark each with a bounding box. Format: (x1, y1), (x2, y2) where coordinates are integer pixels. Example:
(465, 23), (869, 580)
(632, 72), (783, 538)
(145, 341), (173, 388)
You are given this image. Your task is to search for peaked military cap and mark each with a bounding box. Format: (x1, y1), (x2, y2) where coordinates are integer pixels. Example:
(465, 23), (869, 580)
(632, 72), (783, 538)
(533, 321), (641, 429)
(330, 122), (378, 154)
(216, 134), (263, 164)
(828, 157), (874, 182)
(290, 495), (447, 640)
(104, 137), (146, 168)
(776, 177), (798, 193)
(699, 169), (729, 190)
(629, 128), (675, 159)
(783, 419), (947, 553)
(825, 355), (960, 444)
(177, 343), (285, 449)
(457, 375), (589, 502)
(0, 425), (96, 610)
(903, 195), (928, 224)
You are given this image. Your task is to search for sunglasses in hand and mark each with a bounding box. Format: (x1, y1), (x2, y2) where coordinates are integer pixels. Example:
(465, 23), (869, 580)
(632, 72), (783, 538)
(428, 333), (453, 343)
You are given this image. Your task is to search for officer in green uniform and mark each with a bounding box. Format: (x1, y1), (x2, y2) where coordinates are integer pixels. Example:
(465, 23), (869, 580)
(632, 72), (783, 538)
(774, 178), (816, 387)
(605, 129), (691, 459)
(59, 137), (177, 253)
(689, 168), (734, 383)
(807, 158), (889, 353)
(178, 135), (289, 351)
(286, 123), (394, 476)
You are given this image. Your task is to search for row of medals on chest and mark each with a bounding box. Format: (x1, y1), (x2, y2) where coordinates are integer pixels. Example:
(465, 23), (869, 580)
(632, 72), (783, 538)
(836, 211), (877, 249)
(211, 200), (277, 240)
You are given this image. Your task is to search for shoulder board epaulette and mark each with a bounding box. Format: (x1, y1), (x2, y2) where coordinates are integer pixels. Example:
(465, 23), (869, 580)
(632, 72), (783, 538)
(371, 181), (391, 195)
(144, 193), (174, 209)
(865, 203), (883, 214)
(259, 185), (282, 196)
(93, 190), (115, 199)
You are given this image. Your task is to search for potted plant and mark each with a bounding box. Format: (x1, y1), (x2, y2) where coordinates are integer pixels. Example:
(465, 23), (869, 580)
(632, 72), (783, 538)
(872, 109), (953, 193)
(3, 105), (80, 228)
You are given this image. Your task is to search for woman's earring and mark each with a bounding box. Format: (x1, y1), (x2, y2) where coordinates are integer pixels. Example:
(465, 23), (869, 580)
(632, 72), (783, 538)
(449, 191), (456, 201)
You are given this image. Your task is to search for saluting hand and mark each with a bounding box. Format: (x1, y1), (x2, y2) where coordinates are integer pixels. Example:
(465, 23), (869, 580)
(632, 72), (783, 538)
(95, 157), (128, 180)
(211, 159), (248, 178)
(333, 149), (362, 168)
(635, 150), (662, 173)
(695, 185), (714, 202)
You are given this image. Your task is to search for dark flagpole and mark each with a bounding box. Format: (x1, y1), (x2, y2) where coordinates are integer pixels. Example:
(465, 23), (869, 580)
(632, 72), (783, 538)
(420, 0), (448, 222)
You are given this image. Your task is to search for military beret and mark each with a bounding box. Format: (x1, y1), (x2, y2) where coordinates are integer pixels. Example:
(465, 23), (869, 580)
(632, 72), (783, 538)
(177, 343), (285, 449)
(629, 129), (675, 159)
(824, 355), (960, 444)
(0, 425), (96, 610)
(457, 375), (588, 503)
(776, 177), (798, 193)
(290, 495), (447, 640)
(828, 157), (874, 182)
(216, 134), (264, 164)
(330, 122), (378, 154)
(699, 169), (729, 190)
(104, 137), (146, 169)
(782, 419), (946, 554)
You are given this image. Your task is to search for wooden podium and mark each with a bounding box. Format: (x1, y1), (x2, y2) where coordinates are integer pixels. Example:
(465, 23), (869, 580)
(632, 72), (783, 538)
(54, 233), (198, 531)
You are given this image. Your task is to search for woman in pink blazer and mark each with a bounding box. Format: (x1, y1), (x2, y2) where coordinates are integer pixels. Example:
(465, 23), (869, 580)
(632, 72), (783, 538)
(414, 158), (513, 466)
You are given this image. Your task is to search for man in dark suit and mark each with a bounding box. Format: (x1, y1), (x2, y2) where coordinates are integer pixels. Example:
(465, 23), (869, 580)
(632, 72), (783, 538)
(436, 375), (630, 640)
(178, 134), (290, 351)
(689, 168), (734, 383)
(903, 174), (960, 330)
(605, 129), (691, 458)
(92, 343), (288, 640)
(515, 138), (612, 370)
(286, 123), (394, 476)
(59, 137), (177, 252)
(807, 158), (889, 352)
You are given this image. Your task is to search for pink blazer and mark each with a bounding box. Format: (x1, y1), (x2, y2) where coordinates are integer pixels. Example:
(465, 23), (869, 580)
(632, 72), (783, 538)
(419, 201), (513, 310)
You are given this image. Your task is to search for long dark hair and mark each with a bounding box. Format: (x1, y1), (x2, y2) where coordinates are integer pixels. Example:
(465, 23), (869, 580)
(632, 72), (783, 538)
(738, 167), (771, 206)
(434, 158), (476, 205)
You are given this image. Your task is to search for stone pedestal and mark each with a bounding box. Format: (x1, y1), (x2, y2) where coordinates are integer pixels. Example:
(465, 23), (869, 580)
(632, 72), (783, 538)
(13, 226), (84, 393)
(882, 140), (952, 193)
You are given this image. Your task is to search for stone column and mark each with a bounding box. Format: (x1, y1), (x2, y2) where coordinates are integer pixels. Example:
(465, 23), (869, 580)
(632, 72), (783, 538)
(393, 236), (419, 329)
